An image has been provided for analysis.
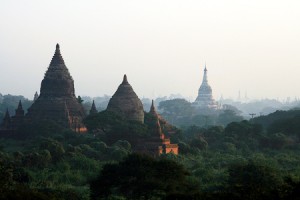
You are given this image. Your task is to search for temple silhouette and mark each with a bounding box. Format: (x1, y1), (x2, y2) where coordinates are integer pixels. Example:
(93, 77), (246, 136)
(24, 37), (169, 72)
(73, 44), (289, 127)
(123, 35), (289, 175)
(1, 44), (87, 133)
(0, 44), (178, 155)
(106, 75), (144, 123)
(106, 75), (178, 155)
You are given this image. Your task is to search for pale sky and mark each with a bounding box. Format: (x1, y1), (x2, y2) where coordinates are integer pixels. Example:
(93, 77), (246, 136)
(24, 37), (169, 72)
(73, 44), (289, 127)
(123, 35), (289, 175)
(1, 0), (300, 101)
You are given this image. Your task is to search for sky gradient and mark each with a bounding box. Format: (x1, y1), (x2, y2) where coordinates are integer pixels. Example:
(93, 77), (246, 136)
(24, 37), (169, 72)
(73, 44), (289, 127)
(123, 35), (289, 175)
(1, 0), (300, 101)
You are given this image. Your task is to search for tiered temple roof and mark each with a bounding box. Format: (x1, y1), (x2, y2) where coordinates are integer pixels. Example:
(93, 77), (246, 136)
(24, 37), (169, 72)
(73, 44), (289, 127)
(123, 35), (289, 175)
(26, 44), (87, 132)
(194, 65), (218, 109)
(137, 100), (178, 156)
(106, 74), (144, 123)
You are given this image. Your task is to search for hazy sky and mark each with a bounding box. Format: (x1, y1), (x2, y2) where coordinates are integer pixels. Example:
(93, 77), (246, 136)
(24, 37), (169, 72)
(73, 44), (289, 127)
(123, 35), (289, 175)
(1, 0), (300, 101)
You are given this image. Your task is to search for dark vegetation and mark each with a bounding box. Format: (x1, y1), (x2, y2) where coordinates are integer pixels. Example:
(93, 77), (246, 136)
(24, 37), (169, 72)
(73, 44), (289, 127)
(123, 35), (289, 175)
(1, 96), (300, 199)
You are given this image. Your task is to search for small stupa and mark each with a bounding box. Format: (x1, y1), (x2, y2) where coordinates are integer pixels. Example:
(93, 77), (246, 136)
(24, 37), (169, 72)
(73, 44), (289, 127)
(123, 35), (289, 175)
(26, 44), (87, 132)
(106, 74), (144, 123)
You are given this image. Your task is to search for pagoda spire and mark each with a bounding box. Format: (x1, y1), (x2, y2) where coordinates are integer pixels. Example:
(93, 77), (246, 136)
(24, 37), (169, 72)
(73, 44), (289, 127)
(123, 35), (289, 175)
(89, 100), (98, 115)
(15, 100), (24, 116)
(49, 43), (65, 66)
(149, 100), (158, 117)
(202, 64), (208, 84)
(17, 100), (23, 110)
(122, 74), (129, 84)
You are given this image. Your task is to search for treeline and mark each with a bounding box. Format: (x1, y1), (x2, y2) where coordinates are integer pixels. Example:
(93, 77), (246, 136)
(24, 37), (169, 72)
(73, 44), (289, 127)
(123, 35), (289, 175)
(1, 106), (300, 199)
(158, 98), (243, 127)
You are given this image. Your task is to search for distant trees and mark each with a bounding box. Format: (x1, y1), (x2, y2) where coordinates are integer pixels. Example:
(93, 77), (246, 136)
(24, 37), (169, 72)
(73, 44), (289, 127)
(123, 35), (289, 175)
(217, 109), (243, 126)
(90, 154), (201, 200)
(159, 98), (194, 117)
(157, 99), (244, 127)
(268, 115), (300, 138)
(252, 109), (300, 128)
(226, 161), (283, 200)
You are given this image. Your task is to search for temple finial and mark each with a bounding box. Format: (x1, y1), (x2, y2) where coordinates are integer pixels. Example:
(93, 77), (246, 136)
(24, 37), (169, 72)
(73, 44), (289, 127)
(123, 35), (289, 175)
(150, 100), (155, 112)
(149, 99), (158, 117)
(15, 100), (24, 116)
(90, 100), (98, 115)
(122, 74), (129, 84)
(17, 100), (23, 109)
(55, 43), (61, 55)
(49, 43), (65, 66)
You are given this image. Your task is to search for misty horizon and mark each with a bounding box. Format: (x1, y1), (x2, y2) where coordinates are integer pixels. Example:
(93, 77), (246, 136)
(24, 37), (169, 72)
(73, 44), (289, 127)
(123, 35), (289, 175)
(1, 1), (300, 100)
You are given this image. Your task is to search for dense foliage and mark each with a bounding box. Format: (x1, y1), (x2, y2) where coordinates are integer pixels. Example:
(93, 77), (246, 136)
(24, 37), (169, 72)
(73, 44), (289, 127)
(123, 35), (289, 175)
(90, 154), (200, 199)
(1, 107), (300, 199)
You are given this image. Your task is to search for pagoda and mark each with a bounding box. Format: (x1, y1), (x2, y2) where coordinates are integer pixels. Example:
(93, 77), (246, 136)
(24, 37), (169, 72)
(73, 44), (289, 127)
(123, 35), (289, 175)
(11, 100), (25, 129)
(194, 65), (218, 109)
(137, 100), (178, 156)
(89, 100), (98, 115)
(0, 101), (25, 131)
(26, 44), (87, 132)
(106, 74), (144, 123)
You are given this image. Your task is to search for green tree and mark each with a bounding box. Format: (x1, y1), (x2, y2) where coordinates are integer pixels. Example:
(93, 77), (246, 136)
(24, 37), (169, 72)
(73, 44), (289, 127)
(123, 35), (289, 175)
(90, 154), (200, 199)
(217, 109), (243, 126)
(227, 160), (283, 200)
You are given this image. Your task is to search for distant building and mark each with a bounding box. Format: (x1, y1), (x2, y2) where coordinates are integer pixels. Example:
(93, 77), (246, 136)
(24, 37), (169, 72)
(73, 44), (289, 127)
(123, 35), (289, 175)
(106, 74), (144, 123)
(0, 100), (25, 133)
(26, 44), (87, 133)
(193, 65), (218, 109)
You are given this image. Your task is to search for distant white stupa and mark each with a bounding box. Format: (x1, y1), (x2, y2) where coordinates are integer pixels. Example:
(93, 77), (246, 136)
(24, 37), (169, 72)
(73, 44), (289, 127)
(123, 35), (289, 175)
(193, 65), (218, 109)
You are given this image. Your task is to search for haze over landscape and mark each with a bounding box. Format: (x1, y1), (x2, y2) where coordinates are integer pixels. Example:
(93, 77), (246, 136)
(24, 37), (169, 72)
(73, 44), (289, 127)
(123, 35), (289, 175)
(1, 0), (300, 100)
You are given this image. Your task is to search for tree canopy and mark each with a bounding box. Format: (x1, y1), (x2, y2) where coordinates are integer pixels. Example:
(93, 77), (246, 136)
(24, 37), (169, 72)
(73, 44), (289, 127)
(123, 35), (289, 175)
(90, 153), (200, 199)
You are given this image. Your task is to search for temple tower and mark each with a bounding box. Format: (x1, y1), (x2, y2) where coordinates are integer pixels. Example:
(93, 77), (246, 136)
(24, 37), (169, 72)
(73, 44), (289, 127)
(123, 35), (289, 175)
(194, 65), (218, 109)
(26, 44), (87, 132)
(106, 74), (144, 123)
(9, 100), (25, 129)
(89, 100), (98, 115)
(143, 100), (178, 155)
